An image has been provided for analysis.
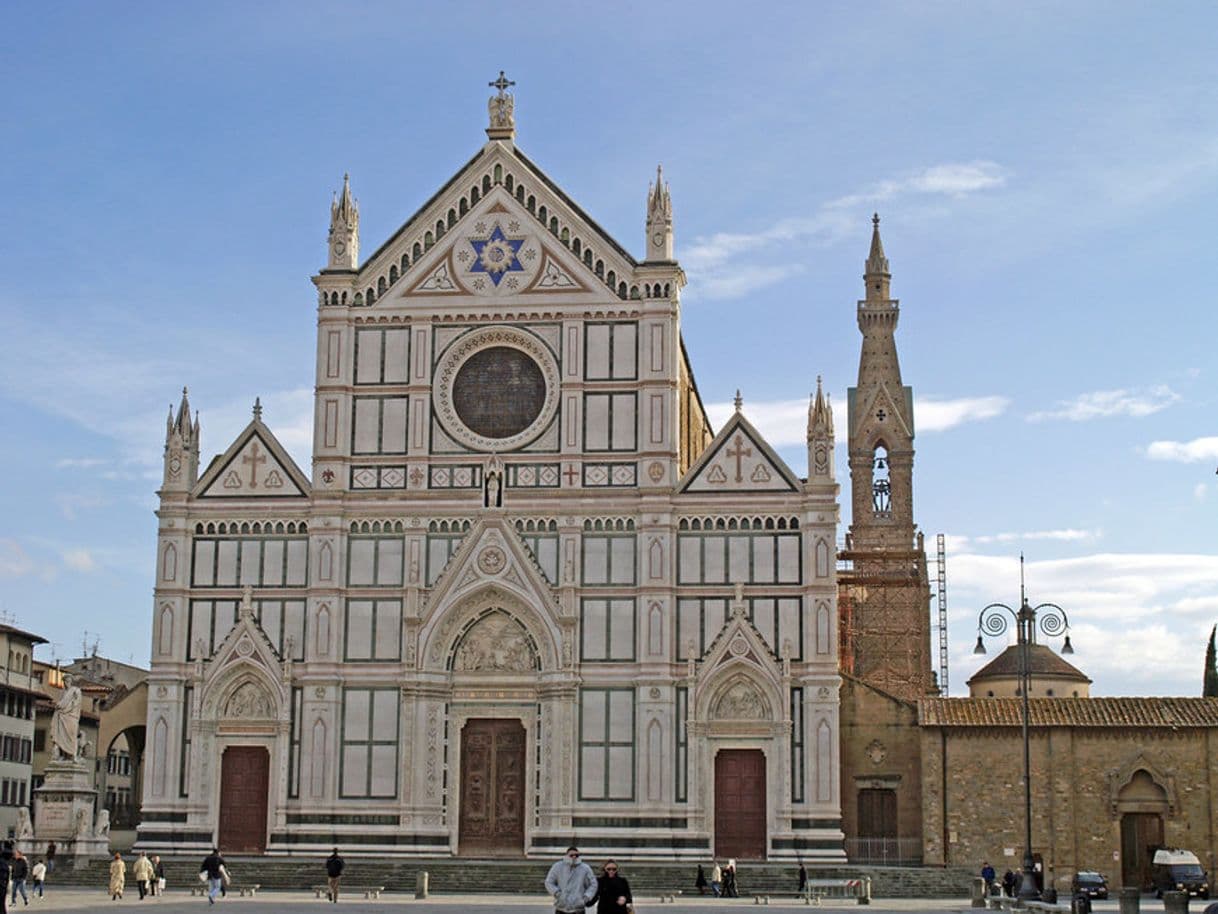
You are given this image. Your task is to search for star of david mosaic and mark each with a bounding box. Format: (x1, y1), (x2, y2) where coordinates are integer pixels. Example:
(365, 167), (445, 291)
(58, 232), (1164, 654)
(468, 224), (525, 286)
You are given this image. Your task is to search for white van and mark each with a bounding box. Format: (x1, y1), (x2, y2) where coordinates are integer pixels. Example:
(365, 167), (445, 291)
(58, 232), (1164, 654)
(1151, 848), (1209, 898)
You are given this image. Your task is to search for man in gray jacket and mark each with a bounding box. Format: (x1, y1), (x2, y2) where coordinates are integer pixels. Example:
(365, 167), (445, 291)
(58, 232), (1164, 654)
(544, 846), (598, 914)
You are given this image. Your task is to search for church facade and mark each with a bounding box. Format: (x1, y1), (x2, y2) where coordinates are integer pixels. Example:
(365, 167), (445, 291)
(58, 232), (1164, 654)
(135, 80), (889, 861)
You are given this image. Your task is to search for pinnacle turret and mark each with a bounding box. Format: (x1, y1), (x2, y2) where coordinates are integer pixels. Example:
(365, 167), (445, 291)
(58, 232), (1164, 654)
(645, 164), (674, 262)
(864, 213), (891, 301)
(326, 173), (359, 270)
(807, 376), (835, 480)
(162, 386), (200, 492)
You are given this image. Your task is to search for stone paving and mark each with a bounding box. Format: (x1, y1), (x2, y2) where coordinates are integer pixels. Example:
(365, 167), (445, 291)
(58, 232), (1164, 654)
(4, 890), (1146, 914)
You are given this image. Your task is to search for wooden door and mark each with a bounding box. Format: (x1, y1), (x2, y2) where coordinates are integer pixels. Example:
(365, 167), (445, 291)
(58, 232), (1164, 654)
(1121, 813), (1163, 889)
(459, 719), (525, 856)
(218, 746), (269, 854)
(715, 749), (766, 860)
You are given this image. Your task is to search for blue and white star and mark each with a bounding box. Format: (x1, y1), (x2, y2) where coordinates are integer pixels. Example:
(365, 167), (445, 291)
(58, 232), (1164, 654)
(468, 224), (525, 286)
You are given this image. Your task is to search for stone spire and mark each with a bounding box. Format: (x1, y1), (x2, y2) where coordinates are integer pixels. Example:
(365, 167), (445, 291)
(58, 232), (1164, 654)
(162, 387), (200, 493)
(864, 213), (891, 301)
(486, 70), (516, 142)
(327, 173), (359, 271)
(645, 164), (674, 262)
(807, 376), (835, 480)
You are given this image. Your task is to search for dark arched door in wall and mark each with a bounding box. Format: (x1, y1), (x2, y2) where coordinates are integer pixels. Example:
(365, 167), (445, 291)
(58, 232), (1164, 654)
(1120, 813), (1163, 889)
(458, 719), (525, 856)
(714, 749), (766, 860)
(217, 746), (269, 854)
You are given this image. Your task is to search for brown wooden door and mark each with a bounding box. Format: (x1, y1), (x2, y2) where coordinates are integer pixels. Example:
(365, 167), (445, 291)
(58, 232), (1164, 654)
(218, 746), (269, 854)
(459, 719), (525, 856)
(1121, 813), (1163, 889)
(715, 749), (766, 860)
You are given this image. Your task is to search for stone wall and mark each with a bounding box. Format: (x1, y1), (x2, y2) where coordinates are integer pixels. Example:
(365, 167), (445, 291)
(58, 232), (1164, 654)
(920, 723), (1218, 890)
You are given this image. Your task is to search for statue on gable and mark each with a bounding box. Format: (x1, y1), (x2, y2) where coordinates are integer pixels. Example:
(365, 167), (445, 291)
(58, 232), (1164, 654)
(14, 807), (33, 839)
(51, 673), (83, 761)
(487, 71), (516, 131)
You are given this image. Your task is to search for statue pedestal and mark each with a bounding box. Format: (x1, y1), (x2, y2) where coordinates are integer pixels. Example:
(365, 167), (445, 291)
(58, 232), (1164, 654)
(31, 760), (108, 859)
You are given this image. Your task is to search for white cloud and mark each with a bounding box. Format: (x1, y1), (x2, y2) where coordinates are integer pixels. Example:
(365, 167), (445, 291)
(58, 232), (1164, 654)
(62, 549), (98, 573)
(54, 493), (112, 521)
(1147, 436), (1218, 463)
(946, 550), (1218, 696)
(916, 396), (1009, 432)
(826, 161), (1009, 210)
(1027, 385), (1180, 422)
(680, 161), (1008, 301)
(0, 540), (35, 578)
(1196, 483), (1209, 501)
(706, 393), (1007, 445)
(56, 458), (110, 470)
(969, 528), (1099, 545)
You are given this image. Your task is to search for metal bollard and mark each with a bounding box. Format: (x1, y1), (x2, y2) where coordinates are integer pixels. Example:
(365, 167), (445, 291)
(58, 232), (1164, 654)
(1164, 890), (1189, 914)
(1119, 887), (1141, 914)
(415, 870), (428, 899)
(860, 876), (872, 905)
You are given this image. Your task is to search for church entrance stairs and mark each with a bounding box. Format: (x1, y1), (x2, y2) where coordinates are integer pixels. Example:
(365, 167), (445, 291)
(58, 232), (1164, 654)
(47, 857), (974, 897)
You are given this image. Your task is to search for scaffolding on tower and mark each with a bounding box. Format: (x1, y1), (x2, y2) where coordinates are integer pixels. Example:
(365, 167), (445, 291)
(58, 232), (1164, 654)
(936, 533), (949, 695)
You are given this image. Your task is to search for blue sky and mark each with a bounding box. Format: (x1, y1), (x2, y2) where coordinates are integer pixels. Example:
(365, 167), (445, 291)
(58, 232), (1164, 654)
(2, 2), (1215, 695)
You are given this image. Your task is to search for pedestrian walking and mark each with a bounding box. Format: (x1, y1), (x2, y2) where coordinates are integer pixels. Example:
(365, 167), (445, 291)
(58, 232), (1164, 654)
(10, 851), (28, 906)
(199, 848), (225, 905)
(2, 842), (15, 914)
(43, 845), (54, 876)
(544, 846), (597, 914)
(108, 852), (126, 901)
(711, 861), (722, 897)
(981, 862), (996, 896)
(799, 862), (808, 893)
(724, 859), (739, 898)
(695, 863), (708, 895)
(29, 861), (44, 900)
(324, 848), (344, 903)
(153, 856), (165, 897)
(595, 860), (632, 914)
(133, 853), (154, 900)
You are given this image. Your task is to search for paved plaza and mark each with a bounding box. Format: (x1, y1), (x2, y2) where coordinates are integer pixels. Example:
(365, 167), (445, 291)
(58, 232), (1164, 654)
(3, 892), (1154, 914)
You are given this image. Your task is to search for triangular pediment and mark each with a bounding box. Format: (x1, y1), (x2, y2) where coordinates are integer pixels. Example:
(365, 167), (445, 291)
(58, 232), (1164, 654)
(849, 381), (914, 444)
(345, 141), (665, 308)
(692, 597), (784, 722)
(200, 594), (289, 722)
(678, 411), (800, 493)
(394, 190), (617, 304)
(422, 516), (558, 623)
(194, 418), (310, 499)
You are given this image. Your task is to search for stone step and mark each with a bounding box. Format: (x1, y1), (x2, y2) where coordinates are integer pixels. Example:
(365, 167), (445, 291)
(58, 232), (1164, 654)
(44, 857), (973, 898)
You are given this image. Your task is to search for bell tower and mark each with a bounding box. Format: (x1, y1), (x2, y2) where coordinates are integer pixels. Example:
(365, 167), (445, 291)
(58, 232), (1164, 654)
(839, 215), (934, 701)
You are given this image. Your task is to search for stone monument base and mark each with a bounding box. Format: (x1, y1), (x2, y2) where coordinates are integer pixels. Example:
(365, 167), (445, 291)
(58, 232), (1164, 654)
(31, 759), (109, 859)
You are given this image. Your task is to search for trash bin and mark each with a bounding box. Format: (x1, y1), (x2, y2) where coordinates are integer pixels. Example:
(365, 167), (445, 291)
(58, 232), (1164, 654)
(1073, 892), (1093, 914)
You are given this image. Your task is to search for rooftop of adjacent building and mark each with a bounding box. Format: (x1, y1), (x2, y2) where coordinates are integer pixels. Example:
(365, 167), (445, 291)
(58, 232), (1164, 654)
(966, 643), (1091, 686)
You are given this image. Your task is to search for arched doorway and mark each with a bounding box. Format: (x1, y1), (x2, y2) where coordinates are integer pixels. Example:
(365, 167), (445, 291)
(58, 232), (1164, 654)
(1117, 770), (1168, 889)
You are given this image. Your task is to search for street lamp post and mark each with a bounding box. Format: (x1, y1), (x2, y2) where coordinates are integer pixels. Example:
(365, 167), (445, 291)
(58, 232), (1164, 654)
(973, 562), (1073, 903)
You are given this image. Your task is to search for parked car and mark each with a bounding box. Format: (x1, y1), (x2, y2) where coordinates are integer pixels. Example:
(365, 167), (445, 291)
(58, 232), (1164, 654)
(1152, 848), (1209, 898)
(1070, 872), (1109, 899)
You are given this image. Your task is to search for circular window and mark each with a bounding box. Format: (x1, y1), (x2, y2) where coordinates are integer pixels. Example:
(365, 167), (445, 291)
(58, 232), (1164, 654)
(452, 347), (546, 439)
(433, 326), (560, 451)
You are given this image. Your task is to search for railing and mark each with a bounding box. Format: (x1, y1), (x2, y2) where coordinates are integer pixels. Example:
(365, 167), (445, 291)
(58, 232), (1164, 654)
(845, 837), (923, 866)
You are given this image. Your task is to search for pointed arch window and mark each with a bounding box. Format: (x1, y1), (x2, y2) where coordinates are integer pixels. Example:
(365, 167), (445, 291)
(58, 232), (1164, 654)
(871, 445), (891, 517)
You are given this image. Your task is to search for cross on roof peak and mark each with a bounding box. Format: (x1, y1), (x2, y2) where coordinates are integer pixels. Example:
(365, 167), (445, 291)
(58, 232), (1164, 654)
(489, 71), (515, 95)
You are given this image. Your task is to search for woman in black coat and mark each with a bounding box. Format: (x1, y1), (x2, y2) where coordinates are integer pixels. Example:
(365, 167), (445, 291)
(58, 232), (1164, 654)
(596, 860), (633, 914)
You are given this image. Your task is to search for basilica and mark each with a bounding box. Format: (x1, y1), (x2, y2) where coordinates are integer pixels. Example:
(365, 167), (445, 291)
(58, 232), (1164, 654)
(137, 76), (929, 863)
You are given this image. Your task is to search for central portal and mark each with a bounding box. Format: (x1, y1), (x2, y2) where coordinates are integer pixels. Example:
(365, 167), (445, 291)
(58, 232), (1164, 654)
(715, 748), (767, 860)
(459, 718), (526, 856)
